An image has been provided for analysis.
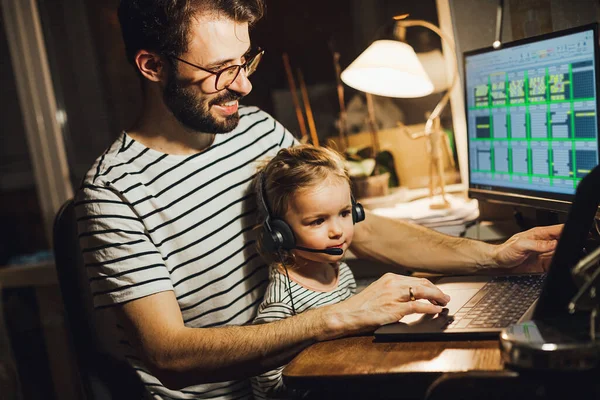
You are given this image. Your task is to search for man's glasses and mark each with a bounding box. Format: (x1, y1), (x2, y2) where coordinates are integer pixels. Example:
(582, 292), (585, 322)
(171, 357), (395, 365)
(170, 49), (264, 91)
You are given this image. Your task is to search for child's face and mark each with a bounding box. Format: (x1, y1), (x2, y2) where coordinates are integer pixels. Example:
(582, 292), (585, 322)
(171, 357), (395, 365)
(284, 178), (355, 263)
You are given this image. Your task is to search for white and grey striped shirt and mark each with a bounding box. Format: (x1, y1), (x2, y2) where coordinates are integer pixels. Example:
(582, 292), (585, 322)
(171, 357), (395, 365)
(75, 106), (296, 400)
(251, 262), (356, 400)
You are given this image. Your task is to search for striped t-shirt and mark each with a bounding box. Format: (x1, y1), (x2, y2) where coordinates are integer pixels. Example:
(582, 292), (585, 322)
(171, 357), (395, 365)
(251, 262), (356, 400)
(75, 106), (296, 400)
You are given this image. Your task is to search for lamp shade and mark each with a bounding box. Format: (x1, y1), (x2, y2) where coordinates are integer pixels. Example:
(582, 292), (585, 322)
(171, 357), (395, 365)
(341, 40), (434, 98)
(417, 49), (449, 93)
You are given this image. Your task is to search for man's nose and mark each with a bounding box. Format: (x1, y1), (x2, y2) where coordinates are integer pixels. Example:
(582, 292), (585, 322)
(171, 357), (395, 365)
(227, 68), (253, 96)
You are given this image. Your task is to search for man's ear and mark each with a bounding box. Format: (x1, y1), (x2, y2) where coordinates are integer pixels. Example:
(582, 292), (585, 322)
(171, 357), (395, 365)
(134, 50), (166, 82)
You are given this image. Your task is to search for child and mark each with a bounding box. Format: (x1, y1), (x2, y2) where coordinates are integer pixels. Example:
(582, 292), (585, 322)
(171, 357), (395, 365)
(251, 145), (364, 399)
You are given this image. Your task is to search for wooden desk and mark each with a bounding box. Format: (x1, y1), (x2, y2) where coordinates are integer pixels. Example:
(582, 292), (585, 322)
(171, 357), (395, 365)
(284, 336), (503, 399)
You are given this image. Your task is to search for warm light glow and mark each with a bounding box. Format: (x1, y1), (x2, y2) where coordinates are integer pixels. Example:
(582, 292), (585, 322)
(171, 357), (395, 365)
(341, 40), (434, 98)
(541, 343), (558, 351)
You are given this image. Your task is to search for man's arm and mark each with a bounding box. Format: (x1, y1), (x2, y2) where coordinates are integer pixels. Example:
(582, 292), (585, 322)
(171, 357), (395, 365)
(118, 291), (322, 389)
(118, 273), (450, 390)
(251, 296), (296, 399)
(350, 210), (560, 274)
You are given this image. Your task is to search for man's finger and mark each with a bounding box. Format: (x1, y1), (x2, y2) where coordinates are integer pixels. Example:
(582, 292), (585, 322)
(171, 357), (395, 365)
(517, 238), (557, 253)
(529, 224), (563, 240)
(415, 278), (437, 288)
(410, 285), (451, 306)
(403, 301), (444, 316)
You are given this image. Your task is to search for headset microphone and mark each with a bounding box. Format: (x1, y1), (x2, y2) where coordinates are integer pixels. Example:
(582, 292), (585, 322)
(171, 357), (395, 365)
(295, 246), (344, 256)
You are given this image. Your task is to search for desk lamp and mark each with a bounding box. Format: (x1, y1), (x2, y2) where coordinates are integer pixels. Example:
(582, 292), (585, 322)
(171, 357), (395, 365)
(342, 15), (459, 208)
(341, 36), (434, 157)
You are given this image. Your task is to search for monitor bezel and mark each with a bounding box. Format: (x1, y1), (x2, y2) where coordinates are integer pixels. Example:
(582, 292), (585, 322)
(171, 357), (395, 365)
(464, 23), (600, 212)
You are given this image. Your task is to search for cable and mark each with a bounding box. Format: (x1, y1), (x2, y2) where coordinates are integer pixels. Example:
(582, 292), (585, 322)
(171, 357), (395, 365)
(277, 249), (297, 315)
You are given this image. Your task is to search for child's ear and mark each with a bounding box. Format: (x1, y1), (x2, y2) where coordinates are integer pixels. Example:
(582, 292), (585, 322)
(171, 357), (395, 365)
(134, 50), (165, 82)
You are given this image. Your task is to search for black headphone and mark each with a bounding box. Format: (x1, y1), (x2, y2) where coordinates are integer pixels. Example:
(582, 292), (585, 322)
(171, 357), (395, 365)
(257, 172), (365, 253)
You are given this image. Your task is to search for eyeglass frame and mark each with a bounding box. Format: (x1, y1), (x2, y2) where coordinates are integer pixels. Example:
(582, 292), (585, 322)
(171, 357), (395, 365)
(168, 48), (264, 91)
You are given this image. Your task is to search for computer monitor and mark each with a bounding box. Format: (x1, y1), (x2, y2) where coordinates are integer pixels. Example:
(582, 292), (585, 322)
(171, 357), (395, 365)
(464, 24), (600, 214)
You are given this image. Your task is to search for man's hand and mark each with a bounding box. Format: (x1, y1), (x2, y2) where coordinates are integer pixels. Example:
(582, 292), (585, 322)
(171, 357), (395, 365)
(322, 273), (451, 338)
(491, 224), (563, 273)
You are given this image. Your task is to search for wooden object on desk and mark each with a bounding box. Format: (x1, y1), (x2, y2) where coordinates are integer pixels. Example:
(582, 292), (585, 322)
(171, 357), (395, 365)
(297, 69), (319, 147)
(398, 117), (456, 209)
(284, 336), (502, 399)
(328, 124), (460, 190)
(281, 53), (308, 142)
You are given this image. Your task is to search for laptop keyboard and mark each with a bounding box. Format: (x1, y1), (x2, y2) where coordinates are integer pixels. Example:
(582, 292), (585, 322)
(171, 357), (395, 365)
(446, 274), (545, 330)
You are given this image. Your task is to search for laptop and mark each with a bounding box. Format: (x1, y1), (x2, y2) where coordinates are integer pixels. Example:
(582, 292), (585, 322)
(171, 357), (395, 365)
(374, 163), (600, 341)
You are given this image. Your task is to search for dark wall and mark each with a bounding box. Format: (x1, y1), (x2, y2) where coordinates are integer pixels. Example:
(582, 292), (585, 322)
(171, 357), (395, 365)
(245, 0), (442, 130)
(452, 0), (600, 91)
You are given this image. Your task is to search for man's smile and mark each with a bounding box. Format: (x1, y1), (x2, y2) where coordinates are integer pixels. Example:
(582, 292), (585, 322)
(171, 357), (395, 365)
(212, 100), (238, 115)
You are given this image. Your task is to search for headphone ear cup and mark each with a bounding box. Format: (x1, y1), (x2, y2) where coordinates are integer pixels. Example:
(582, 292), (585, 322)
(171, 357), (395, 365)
(269, 218), (296, 250)
(261, 226), (280, 253)
(352, 201), (366, 224)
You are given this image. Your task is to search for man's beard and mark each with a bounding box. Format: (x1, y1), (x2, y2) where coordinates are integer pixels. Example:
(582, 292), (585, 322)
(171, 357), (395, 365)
(163, 68), (242, 134)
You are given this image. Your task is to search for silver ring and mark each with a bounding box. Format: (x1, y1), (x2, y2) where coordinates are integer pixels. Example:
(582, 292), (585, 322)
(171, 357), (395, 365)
(408, 286), (416, 302)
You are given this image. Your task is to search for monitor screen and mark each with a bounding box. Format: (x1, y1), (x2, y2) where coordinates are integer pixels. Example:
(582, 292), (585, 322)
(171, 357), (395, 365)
(464, 24), (600, 212)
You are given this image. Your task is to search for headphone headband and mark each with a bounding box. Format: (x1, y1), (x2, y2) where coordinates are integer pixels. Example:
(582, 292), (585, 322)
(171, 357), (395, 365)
(258, 172), (274, 231)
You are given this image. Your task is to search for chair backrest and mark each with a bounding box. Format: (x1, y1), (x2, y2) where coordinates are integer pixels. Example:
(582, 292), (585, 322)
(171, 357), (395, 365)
(53, 199), (144, 400)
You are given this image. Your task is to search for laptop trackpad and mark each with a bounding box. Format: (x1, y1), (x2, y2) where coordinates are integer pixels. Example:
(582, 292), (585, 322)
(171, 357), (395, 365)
(400, 276), (489, 324)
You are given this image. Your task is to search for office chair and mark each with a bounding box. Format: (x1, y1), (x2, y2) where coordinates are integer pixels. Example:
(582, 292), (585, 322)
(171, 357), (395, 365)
(53, 199), (145, 400)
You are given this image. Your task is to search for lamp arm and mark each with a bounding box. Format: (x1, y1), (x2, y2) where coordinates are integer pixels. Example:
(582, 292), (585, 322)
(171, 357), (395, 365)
(397, 121), (427, 139)
(394, 19), (459, 134)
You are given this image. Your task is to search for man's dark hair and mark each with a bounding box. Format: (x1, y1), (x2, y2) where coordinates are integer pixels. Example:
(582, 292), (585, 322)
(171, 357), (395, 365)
(118, 0), (265, 66)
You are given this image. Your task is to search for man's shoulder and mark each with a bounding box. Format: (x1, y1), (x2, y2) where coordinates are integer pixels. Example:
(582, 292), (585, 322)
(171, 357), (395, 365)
(77, 131), (157, 196)
(79, 133), (128, 186)
(238, 105), (275, 123)
(236, 105), (296, 149)
(236, 106), (283, 134)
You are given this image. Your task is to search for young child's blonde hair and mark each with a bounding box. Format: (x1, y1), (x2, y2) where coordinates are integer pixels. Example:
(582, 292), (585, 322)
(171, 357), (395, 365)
(255, 145), (350, 266)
